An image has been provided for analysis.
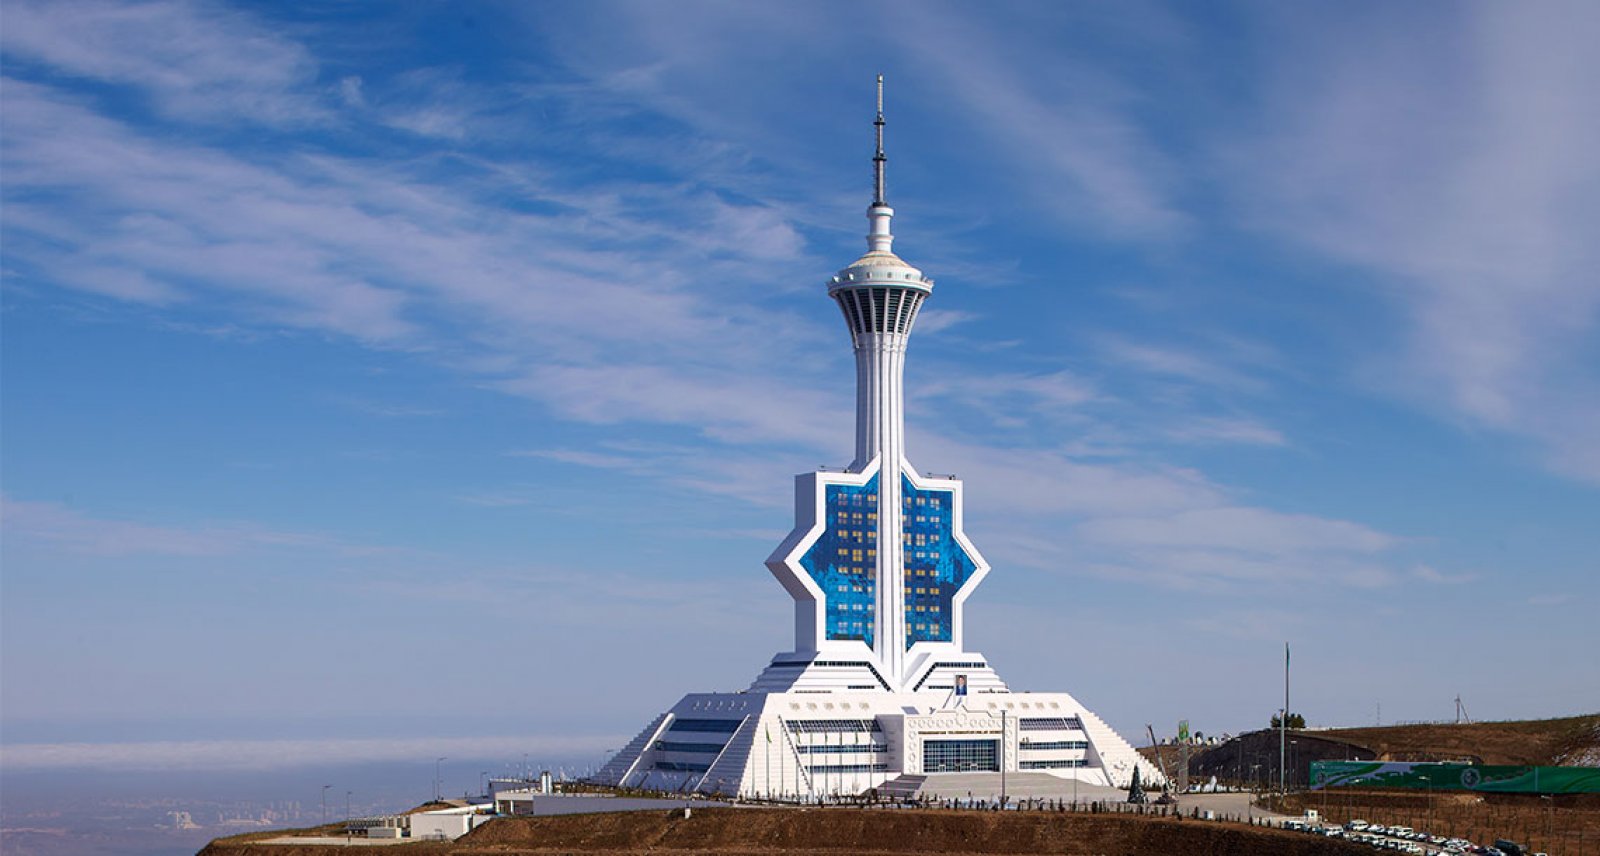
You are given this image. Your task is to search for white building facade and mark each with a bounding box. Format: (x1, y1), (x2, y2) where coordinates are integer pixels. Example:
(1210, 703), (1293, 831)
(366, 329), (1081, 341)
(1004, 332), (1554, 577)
(593, 81), (1160, 799)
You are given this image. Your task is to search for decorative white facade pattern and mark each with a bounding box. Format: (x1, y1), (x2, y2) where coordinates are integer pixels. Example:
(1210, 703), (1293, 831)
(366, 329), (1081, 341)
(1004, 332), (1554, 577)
(593, 80), (1161, 798)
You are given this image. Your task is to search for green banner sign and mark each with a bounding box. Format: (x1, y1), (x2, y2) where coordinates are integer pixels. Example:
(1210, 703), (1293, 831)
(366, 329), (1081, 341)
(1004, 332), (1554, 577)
(1311, 761), (1600, 794)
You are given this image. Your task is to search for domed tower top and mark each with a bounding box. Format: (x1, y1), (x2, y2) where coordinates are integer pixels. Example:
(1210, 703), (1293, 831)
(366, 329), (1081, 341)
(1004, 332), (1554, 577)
(829, 76), (933, 311)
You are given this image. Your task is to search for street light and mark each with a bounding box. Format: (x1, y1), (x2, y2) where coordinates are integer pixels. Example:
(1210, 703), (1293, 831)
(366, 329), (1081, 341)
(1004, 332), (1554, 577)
(321, 784), (331, 825)
(1289, 739), (1299, 792)
(436, 756), (448, 801)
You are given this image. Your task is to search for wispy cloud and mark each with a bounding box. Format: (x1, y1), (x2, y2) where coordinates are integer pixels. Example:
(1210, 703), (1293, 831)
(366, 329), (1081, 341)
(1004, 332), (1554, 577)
(1412, 565), (1477, 586)
(1227, 2), (1600, 483)
(1164, 416), (1287, 447)
(1060, 506), (1402, 591)
(0, 734), (620, 772)
(892, 2), (1189, 240)
(0, 495), (382, 559)
(1096, 336), (1267, 392)
(1, 0), (326, 124)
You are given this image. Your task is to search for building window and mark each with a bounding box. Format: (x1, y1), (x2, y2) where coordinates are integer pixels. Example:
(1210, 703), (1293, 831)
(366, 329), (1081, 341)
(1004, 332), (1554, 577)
(796, 743), (888, 754)
(785, 719), (883, 733)
(806, 763), (889, 773)
(1018, 717), (1084, 731)
(668, 719), (744, 733)
(923, 739), (999, 773)
(799, 476), (880, 646)
(655, 741), (726, 754)
(1019, 759), (1087, 769)
(900, 476), (976, 647)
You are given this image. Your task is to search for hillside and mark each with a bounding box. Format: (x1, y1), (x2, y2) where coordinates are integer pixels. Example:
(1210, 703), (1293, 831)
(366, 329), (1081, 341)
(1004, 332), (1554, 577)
(1142, 714), (1600, 790)
(200, 807), (1371, 856)
(1313, 713), (1600, 766)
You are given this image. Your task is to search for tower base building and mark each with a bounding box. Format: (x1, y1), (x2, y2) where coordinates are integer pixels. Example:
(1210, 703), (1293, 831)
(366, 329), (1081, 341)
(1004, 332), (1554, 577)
(594, 686), (1158, 799)
(593, 82), (1161, 798)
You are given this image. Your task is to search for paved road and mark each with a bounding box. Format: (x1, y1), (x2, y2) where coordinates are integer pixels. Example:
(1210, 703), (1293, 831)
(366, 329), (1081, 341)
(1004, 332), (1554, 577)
(1175, 791), (1292, 821)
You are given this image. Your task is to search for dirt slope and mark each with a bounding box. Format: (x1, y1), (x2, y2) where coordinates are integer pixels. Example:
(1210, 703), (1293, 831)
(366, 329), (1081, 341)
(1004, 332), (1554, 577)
(200, 808), (1372, 856)
(1315, 714), (1600, 766)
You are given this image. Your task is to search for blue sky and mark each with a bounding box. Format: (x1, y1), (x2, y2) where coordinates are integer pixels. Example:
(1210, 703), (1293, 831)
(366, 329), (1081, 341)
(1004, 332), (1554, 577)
(3, 0), (1597, 774)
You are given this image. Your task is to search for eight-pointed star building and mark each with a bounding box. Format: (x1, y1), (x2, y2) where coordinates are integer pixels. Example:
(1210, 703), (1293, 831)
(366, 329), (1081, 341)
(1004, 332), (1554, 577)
(593, 80), (1161, 799)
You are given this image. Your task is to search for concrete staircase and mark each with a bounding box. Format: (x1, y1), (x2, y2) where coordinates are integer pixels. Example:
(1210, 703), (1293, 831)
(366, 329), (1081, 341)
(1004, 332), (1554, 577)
(913, 772), (1126, 801)
(696, 715), (758, 795)
(874, 774), (926, 800)
(1078, 708), (1165, 788)
(593, 712), (671, 786)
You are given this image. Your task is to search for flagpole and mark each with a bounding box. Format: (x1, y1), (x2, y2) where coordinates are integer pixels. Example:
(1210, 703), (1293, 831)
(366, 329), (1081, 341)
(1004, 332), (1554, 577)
(1281, 642), (1289, 796)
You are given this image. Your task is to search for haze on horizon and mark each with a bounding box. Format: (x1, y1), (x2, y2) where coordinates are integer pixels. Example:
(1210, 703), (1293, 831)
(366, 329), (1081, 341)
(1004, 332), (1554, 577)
(2, 0), (1597, 780)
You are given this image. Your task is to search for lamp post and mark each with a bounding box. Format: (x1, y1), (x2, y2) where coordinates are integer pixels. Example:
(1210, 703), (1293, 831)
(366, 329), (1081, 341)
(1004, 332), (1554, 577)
(1289, 739), (1298, 792)
(1427, 777), (1435, 831)
(345, 789), (353, 840)
(321, 784), (330, 825)
(435, 756), (447, 801)
(999, 709), (1007, 809)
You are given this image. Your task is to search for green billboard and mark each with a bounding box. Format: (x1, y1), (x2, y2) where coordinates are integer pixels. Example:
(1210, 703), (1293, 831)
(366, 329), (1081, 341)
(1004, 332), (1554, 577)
(1311, 761), (1600, 794)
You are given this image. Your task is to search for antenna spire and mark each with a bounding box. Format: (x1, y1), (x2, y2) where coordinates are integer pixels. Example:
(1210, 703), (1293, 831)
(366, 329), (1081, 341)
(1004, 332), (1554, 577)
(872, 75), (887, 206)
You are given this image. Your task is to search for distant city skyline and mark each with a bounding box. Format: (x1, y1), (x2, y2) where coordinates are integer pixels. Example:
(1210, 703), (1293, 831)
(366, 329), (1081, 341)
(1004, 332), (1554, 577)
(3, 0), (1597, 779)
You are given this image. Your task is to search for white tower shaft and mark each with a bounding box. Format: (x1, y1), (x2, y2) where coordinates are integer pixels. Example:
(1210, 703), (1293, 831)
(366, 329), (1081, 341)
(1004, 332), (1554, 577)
(857, 328), (908, 684)
(828, 78), (932, 688)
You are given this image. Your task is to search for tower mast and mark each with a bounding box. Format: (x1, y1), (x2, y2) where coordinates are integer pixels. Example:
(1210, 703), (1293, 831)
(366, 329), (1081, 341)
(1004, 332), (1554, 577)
(873, 75), (886, 207)
(824, 77), (935, 686)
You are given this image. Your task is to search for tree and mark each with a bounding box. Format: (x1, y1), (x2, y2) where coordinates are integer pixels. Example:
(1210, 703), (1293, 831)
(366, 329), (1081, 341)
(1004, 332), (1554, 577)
(1125, 766), (1147, 804)
(1270, 712), (1306, 729)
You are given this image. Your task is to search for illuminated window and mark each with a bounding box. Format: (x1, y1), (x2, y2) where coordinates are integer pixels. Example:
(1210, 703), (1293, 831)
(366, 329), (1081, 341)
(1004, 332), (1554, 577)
(899, 476), (976, 647)
(799, 476), (880, 646)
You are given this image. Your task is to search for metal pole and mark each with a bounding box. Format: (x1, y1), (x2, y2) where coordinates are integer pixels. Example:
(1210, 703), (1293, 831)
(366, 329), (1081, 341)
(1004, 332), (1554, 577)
(1281, 642), (1289, 796)
(436, 757), (447, 801)
(1000, 709), (1007, 807)
(322, 785), (330, 825)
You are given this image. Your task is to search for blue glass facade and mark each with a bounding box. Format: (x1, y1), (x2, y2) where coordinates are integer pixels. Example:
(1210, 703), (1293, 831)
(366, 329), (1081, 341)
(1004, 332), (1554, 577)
(799, 476), (879, 646)
(901, 475), (977, 646)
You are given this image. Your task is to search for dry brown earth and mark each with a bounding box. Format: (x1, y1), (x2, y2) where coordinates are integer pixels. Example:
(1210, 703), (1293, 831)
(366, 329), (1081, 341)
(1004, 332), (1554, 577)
(200, 807), (1373, 856)
(1315, 714), (1600, 765)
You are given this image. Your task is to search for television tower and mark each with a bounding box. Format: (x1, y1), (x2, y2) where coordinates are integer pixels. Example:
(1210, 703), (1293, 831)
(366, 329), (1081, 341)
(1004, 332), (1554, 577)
(820, 76), (940, 683)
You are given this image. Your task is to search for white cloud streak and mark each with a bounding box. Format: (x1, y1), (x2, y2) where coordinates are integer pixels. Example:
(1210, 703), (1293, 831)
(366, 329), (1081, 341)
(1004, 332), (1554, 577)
(0, 734), (620, 772)
(1, 0), (325, 124)
(1229, 1), (1600, 483)
(0, 495), (391, 559)
(0, 0), (1511, 619)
